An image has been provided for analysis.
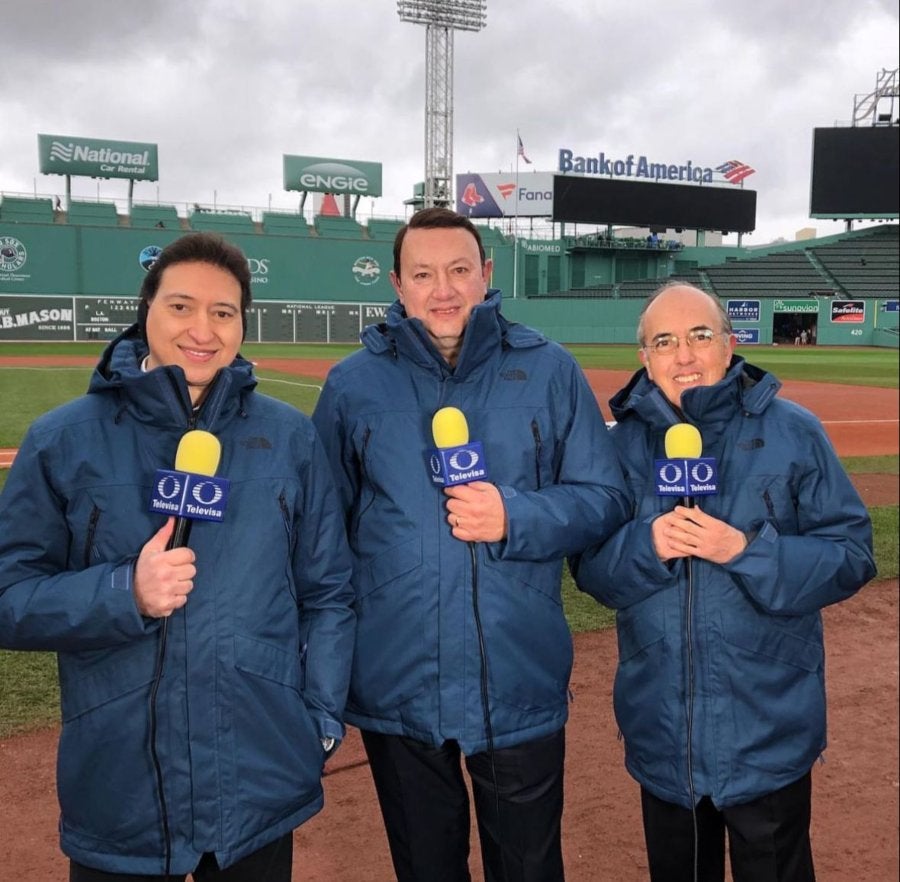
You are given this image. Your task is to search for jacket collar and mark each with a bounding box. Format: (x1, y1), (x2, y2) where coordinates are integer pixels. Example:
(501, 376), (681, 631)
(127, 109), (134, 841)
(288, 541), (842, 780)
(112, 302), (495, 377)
(89, 323), (257, 430)
(610, 356), (782, 439)
(360, 289), (545, 377)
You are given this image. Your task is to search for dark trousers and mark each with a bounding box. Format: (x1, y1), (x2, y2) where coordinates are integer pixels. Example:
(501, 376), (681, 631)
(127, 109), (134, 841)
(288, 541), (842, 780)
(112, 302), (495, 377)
(641, 772), (816, 882)
(361, 728), (566, 882)
(69, 831), (293, 882)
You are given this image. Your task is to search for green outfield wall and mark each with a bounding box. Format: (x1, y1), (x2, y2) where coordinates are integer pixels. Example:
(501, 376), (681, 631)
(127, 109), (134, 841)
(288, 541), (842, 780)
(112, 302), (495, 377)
(2, 290), (894, 346)
(1, 219), (896, 346)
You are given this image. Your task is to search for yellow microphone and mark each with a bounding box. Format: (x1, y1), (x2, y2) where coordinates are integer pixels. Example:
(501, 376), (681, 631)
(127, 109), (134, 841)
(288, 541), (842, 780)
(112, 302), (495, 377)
(175, 430), (221, 476)
(432, 407), (469, 448)
(165, 430), (224, 549)
(664, 423), (702, 459)
(429, 407), (487, 486)
(659, 423), (716, 508)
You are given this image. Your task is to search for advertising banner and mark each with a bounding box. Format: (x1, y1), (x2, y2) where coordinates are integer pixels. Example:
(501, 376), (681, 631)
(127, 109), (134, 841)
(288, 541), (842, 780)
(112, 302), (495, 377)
(726, 299), (760, 322)
(830, 300), (865, 323)
(0, 295), (74, 340)
(455, 172), (554, 218)
(733, 328), (760, 344)
(283, 155), (382, 197)
(39, 134), (158, 181)
(773, 299), (819, 313)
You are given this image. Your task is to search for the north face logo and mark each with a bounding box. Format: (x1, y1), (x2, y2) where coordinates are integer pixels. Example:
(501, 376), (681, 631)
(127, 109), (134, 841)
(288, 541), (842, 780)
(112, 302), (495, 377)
(241, 436), (273, 449)
(501, 369), (527, 381)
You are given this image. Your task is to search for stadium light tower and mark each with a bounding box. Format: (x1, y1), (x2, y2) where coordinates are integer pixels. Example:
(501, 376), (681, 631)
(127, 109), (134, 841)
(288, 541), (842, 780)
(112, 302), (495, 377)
(398, 0), (487, 208)
(852, 67), (899, 126)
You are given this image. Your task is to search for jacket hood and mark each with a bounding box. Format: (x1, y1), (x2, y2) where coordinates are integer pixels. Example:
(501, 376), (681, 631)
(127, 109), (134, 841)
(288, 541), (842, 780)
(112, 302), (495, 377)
(88, 323), (258, 430)
(359, 289), (546, 377)
(610, 356), (782, 438)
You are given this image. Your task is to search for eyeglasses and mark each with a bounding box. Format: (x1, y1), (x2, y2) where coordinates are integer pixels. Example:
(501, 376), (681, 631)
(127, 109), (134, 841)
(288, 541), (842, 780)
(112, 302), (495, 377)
(643, 328), (724, 356)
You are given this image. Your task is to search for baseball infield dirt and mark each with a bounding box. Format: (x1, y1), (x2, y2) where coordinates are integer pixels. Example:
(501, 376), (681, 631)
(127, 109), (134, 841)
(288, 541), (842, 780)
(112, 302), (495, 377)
(0, 354), (896, 881)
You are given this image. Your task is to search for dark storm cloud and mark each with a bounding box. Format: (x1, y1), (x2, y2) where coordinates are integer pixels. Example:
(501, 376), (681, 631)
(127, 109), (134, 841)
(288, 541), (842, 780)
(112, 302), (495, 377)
(0, 0), (897, 243)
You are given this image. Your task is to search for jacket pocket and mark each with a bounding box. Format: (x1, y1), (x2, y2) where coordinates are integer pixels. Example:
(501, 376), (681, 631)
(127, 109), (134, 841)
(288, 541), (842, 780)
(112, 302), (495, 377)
(613, 608), (681, 782)
(57, 640), (161, 844)
(349, 537), (428, 713)
(480, 560), (572, 714)
(232, 634), (323, 811)
(717, 612), (825, 775)
(59, 639), (158, 721)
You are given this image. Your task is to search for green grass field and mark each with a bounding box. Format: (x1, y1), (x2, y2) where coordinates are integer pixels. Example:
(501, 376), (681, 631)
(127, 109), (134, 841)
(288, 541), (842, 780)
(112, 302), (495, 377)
(1, 340), (898, 385)
(0, 343), (896, 737)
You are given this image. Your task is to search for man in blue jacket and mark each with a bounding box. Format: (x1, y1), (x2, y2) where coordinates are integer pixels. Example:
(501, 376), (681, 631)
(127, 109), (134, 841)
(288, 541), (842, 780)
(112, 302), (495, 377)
(0, 233), (356, 881)
(572, 282), (875, 882)
(311, 207), (630, 882)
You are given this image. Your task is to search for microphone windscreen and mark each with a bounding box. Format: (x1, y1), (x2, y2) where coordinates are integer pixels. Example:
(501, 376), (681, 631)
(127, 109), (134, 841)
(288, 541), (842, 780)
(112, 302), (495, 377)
(174, 430), (221, 476)
(665, 423), (702, 459)
(432, 407), (469, 449)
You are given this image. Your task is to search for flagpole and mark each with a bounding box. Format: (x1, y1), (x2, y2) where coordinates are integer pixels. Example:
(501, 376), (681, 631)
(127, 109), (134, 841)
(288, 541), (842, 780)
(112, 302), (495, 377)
(513, 131), (520, 299)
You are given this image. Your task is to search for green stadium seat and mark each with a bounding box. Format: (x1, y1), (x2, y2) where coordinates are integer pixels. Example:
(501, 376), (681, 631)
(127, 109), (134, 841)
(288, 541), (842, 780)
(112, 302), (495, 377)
(0, 196), (55, 223)
(66, 200), (120, 226)
(189, 210), (256, 233)
(365, 218), (405, 241)
(261, 212), (310, 236)
(130, 204), (181, 229)
(475, 225), (508, 247)
(313, 215), (364, 238)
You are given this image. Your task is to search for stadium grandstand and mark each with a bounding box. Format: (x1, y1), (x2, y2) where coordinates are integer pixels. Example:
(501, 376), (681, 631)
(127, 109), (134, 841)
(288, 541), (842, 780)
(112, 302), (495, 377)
(1, 188), (896, 347)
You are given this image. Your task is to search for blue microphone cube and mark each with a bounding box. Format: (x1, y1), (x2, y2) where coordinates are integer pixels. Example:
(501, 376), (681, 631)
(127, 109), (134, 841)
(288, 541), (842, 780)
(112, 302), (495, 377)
(654, 457), (718, 497)
(149, 469), (231, 522)
(427, 442), (488, 486)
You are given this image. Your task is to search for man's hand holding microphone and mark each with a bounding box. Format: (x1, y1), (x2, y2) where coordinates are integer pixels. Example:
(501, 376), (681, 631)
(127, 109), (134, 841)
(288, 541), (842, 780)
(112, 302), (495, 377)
(135, 429), (225, 617)
(652, 423), (747, 563)
(431, 407), (507, 543)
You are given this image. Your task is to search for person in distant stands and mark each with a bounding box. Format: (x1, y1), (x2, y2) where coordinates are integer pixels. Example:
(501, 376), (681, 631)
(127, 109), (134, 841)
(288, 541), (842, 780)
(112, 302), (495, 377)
(571, 282), (875, 882)
(0, 232), (356, 881)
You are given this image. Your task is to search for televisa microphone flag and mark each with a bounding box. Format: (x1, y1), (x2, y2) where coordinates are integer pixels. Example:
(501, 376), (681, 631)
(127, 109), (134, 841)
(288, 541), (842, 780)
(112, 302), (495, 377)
(517, 131), (532, 164)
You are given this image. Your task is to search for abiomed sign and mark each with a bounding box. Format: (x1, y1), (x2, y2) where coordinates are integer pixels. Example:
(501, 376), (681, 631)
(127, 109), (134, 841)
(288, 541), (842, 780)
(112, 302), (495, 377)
(39, 134), (158, 181)
(283, 155), (382, 197)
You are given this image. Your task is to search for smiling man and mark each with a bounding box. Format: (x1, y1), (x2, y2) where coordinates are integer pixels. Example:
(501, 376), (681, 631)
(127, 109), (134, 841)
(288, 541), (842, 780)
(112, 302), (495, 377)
(312, 207), (630, 882)
(571, 282), (875, 882)
(141, 260), (245, 404)
(0, 233), (355, 881)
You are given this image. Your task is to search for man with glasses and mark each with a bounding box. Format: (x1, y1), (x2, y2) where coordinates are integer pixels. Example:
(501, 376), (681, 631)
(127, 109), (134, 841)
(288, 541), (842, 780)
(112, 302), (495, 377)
(571, 282), (875, 882)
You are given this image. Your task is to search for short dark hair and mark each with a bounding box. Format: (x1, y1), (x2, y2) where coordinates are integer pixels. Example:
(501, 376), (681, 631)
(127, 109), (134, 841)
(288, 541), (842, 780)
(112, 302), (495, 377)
(140, 232), (252, 310)
(138, 233), (252, 340)
(392, 207), (486, 278)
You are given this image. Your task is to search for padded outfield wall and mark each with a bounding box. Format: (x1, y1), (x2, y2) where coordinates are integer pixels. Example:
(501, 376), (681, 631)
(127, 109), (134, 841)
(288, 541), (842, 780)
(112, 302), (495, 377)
(0, 220), (893, 346)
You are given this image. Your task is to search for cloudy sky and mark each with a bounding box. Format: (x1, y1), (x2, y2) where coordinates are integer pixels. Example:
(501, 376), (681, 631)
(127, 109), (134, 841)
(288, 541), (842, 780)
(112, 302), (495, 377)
(1, 0), (897, 245)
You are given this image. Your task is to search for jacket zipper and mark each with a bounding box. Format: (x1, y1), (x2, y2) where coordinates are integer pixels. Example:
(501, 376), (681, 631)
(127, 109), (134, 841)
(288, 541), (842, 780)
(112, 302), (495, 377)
(763, 489), (780, 532)
(83, 505), (100, 569)
(278, 492), (299, 604)
(352, 427), (373, 541)
(531, 420), (543, 489)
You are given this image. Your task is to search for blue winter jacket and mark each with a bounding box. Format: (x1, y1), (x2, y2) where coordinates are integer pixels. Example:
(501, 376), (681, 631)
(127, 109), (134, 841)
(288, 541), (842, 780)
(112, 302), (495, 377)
(571, 357), (876, 808)
(311, 290), (630, 753)
(0, 327), (356, 874)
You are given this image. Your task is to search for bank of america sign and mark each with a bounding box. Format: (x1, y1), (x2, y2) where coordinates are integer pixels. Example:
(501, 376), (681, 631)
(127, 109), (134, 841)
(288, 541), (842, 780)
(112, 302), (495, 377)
(38, 134), (158, 181)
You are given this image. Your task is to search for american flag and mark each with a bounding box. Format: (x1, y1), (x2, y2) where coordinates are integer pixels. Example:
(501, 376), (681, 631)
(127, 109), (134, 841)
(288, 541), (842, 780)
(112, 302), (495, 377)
(517, 132), (532, 165)
(715, 160), (755, 185)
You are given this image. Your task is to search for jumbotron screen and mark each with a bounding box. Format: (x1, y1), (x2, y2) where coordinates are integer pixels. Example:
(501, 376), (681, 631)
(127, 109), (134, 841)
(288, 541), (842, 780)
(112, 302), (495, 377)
(552, 175), (756, 233)
(810, 126), (900, 217)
